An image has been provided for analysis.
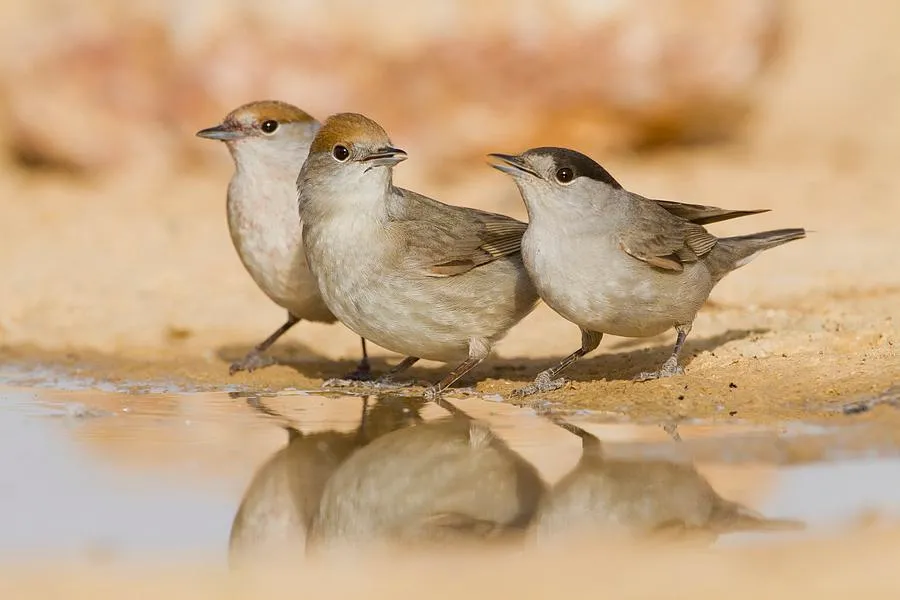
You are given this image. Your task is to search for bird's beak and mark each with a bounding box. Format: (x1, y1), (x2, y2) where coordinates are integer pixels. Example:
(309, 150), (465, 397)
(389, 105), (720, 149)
(196, 123), (245, 141)
(361, 146), (408, 168)
(487, 153), (539, 178)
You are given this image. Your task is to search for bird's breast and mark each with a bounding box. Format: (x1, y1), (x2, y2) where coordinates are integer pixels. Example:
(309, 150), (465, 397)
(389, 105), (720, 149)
(522, 227), (707, 337)
(226, 185), (328, 317)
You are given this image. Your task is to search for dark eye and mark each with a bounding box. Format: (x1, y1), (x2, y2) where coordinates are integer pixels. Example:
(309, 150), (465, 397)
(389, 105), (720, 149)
(260, 120), (279, 134)
(332, 144), (350, 162)
(555, 167), (574, 184)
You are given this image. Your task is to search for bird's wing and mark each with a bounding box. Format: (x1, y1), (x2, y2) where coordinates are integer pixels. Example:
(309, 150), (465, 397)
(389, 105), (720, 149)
(652, 198), (769, 225)
(617, 197), (719, 272)
(387, 188), (527, 277)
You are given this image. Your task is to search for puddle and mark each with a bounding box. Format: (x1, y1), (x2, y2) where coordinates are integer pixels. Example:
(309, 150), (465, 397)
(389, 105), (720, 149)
(1, 382), (899, 564)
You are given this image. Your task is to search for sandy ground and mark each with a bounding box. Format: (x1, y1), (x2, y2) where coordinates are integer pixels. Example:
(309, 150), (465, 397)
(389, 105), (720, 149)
(1, 0), (898, 421)
(2, 528), (900, 599)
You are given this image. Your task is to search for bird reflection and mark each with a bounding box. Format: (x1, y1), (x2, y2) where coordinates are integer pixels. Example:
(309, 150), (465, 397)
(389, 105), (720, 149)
(533, 419), (805, 545)
(228, 394), (424, 567)
(230, 395), (804, 564)
(306, 401), (547, 556)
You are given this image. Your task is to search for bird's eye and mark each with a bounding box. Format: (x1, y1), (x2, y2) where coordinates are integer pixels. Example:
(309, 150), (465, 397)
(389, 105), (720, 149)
(260, 120), (279, 134)
(555, 167), (574, 184)
(332, 144), (350, 162)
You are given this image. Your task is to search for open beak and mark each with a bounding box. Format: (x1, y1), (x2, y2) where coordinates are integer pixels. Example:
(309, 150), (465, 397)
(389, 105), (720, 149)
(487, 153), (539, 178)
(361, 146), (408, 169)
(196, 123), (245, 141)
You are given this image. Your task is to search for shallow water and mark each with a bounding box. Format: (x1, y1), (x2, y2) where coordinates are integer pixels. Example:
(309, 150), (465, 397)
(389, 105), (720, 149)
(1, 370), (899, 564)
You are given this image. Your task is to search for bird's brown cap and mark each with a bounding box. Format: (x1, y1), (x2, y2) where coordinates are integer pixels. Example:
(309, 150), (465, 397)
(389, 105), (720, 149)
(309, 113), (392, 154)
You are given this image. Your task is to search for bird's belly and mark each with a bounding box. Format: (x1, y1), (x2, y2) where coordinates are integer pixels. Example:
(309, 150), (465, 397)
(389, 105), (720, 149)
(529, 248), (709, 338)
(310, 234), (537, 363)
(317, 273), (473, 363)
(231, 226), (335, 323)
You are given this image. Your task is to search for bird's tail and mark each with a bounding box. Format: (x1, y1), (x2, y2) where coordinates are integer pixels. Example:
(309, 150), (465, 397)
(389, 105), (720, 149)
(713, 228), (806, 274)
(711, 500), (806, 534)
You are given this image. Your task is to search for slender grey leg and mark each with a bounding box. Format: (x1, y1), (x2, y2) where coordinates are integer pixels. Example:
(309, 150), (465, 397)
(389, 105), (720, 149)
(229, 313), (301, 375)
(423, 339), (490, 402)
(512, 329), (603, 398)
(341, 338), (374, 381)
(376, 356), (421, 384)
(423, 356), (485, 402)
(353, 396), (371, 443)
(635, 322), (692, 382)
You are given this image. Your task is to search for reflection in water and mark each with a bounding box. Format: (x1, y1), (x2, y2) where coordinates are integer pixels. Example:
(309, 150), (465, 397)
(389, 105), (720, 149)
(307, 404), (546, 555)
(228, 394), (425, 566)
(534, 421), (805, 545)
(232, 397), (806, 562)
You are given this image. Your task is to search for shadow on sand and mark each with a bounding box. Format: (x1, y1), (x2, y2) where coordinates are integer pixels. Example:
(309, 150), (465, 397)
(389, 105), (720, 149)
(216, 327), (767, 389)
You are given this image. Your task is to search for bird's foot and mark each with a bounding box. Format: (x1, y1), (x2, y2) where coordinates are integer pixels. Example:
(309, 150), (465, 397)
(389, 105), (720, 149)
(229, 350), (276, 375)
(661, 421), (682, 442)
(423, 385), (443, 402)
(511, 371), (567, 398)
(634, 360), (684, 382)
(321, 375), (422, 390)
(341, 361), (374, 382)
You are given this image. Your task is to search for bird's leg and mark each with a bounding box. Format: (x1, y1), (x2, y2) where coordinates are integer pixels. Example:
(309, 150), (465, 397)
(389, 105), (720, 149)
(661, 421), (682, 442)
(340, 338), (374, 381)
(352, 396), (371, 443)
(323, 356), (421, 389)
(422, 357), (485, 402)
(512, 329), (602, 398)
(375, 356), (421, 385)
(634, 323), (692, 382)
(229, 313), (300, 375)
(423, 339), (490, 402)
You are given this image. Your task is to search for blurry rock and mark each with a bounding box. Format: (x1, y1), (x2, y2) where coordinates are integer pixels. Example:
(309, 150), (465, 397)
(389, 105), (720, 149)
(1, 0), (783, 178)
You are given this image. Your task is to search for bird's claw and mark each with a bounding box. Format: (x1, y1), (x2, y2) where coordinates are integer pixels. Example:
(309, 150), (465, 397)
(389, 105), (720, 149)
(341, 362), (374, 382)
(511, 371), (567, 398)
(321, 377), (360, 388)
(321, 376), (421, 390)
(229, 351), (276, 375)
(634, 362), (684, 382)
(661, 421), (682, 442)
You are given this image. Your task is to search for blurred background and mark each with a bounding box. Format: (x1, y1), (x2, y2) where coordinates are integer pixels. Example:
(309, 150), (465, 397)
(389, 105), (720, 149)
(0, 0), (897, 365)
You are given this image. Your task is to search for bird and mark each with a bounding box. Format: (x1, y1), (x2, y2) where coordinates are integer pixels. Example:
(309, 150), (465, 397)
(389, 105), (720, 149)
(306, 407), (546, 556)
(296, 112), (541, 400)
(227, 394), (424, 568)
(196, 100), (372, 379)
(489, 147), (806, 396)
(533, 418), (804, 544)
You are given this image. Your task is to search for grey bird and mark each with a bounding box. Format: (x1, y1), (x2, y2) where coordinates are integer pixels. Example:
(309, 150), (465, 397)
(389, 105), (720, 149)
(307, 407), (546, 556)
(228, 395), (424, 567)
(196, 101), (372, 378)
(533, 419), (804, 545)
(489, 147), (806, 395)
(297, 113), (540, 400)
